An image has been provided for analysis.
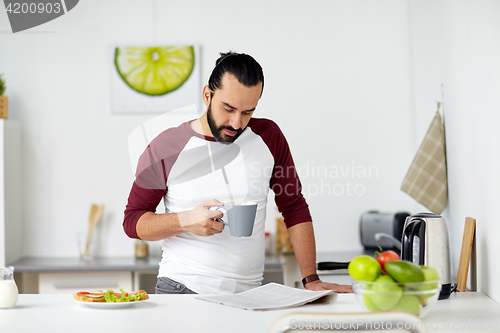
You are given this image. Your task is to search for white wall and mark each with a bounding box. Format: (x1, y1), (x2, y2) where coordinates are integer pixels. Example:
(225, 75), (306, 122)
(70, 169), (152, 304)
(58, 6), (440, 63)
(0, 121), (4, 267)
(409, 0), (500, 302)
(0, 120), (23, 267)
(0, 0), (417, 260)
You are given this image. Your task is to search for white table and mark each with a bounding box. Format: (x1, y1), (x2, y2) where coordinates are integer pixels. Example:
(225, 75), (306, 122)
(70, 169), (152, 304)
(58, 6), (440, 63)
(1, 292), (499, 332)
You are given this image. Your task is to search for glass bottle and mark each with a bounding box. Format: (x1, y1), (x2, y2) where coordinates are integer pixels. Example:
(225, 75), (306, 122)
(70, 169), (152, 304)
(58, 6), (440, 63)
(0, 266), (19, 309)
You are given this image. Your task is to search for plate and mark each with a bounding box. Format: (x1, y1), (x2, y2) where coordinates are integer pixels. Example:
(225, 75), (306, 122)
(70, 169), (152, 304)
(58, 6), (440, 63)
(74, 299), (147, 309)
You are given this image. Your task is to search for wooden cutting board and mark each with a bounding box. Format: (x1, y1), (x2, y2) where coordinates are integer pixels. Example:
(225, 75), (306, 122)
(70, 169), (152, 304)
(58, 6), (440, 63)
(456, 217), (476, 292)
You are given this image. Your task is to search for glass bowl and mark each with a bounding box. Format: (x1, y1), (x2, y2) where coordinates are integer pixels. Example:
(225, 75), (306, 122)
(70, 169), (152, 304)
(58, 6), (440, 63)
(352, 279), (441, 318)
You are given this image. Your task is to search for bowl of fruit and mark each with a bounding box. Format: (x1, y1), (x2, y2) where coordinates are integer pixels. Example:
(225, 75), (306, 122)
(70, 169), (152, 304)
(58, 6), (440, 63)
(349, 251), (441, 317)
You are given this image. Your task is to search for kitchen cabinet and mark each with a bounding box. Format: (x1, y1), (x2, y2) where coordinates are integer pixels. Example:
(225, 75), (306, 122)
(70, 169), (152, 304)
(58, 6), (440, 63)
(10, 256), (158, 294)
(0, 119), (22, 267)
(38, 271), (132, 294)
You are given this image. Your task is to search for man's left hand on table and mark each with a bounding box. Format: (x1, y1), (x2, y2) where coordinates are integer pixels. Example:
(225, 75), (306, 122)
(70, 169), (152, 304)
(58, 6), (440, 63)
(305, 280), (353, 293)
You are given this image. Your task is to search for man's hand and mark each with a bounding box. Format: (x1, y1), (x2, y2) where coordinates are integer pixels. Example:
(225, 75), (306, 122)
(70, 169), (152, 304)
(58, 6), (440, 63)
(178, 200), (225, 236)
(305, 280), (353, 293)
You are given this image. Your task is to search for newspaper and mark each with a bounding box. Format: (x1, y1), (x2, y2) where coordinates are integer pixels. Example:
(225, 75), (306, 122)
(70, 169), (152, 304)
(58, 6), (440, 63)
(195, 283), (336, 311)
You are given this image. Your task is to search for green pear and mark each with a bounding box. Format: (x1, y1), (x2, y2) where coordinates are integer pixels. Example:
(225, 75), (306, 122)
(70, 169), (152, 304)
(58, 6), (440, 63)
(362, 284), (381, 312)
(392, 295), (421, 315)
(371, 275), (402, 311)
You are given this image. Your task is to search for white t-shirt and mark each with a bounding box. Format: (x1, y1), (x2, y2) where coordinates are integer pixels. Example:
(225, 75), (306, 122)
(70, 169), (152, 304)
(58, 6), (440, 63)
(124, 118), (311, 294)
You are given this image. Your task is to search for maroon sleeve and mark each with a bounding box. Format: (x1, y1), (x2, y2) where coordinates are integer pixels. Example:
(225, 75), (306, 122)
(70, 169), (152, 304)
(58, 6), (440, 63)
(123, 182), (166, 239)
(249, 118), (312, 228)
(123, 122), (193, 239)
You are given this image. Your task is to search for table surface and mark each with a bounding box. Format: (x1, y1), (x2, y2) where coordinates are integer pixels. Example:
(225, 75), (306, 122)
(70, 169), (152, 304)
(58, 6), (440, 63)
(2, 292), (499, 333)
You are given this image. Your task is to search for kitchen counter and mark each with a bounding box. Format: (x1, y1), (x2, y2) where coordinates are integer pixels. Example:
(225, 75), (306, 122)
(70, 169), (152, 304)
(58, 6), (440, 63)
(7, 255), (288, 293)
(8, 250), (370, 293)
(9, 256), (162, 273)
(8, 254), (286, 273)
(2, 292), (499, 332)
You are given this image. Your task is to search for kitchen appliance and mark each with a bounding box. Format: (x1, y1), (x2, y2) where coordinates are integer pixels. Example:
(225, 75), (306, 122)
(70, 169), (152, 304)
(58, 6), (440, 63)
(317, 211), (410, 272)
(401, 212), (451, 300)
(359, 211), (410, 251)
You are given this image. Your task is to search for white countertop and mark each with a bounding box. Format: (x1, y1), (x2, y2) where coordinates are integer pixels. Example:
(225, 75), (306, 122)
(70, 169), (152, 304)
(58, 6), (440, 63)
(2, 292), (499, 333)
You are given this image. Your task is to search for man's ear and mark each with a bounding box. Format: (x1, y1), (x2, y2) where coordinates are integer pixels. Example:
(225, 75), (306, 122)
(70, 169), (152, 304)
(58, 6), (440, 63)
(202, 85), (212, 107)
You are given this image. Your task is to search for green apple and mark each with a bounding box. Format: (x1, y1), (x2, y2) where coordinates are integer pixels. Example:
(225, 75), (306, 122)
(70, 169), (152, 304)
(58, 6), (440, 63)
(417, 265), (440, 302)
(421, 265), (440, 282)
(371, 275), (403, 310)
(348, 255), (381, 282)
(392, 295), (421, 315)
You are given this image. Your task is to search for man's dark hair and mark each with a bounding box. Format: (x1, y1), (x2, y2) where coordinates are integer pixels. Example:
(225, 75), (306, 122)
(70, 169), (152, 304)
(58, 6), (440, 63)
(208, 52), (264, 96)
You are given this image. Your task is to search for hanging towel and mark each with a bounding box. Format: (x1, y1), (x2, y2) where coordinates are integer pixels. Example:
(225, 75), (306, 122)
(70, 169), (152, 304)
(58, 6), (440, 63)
(401, 106), (448, 214)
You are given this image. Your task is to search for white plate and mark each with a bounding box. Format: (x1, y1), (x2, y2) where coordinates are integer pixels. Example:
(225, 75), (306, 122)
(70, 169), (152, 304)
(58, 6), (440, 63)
(74, 299), (147, 309)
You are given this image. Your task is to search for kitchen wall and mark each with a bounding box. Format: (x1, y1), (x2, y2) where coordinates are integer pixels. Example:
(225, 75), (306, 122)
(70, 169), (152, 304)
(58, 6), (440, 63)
(0, 0), (418, 261)
(409, 0), (500, 303)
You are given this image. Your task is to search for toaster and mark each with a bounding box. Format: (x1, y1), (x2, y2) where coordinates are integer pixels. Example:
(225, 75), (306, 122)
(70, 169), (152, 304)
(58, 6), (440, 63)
(359, 211), (410, 250)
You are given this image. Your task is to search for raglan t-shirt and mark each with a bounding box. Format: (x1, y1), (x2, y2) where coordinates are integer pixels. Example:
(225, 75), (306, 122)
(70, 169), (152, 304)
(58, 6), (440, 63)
(123, 118), (311, 294)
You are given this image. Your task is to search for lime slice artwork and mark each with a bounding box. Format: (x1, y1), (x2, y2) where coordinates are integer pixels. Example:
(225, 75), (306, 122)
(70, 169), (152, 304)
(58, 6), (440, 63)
(115, 46), (195, 96)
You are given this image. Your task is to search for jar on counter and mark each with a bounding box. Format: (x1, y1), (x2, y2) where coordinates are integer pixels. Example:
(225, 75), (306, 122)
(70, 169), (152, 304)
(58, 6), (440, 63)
(276, 217), (293, 254)
(135, 240), (149, 259)
(265, 231), (272, 255)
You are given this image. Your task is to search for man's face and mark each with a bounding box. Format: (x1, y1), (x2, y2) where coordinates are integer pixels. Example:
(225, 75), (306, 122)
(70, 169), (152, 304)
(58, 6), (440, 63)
(204, 73), (262, 144)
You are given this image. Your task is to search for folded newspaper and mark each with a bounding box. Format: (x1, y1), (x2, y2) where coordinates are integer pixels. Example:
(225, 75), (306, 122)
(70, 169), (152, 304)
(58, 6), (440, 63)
(195, 283), (336, 311)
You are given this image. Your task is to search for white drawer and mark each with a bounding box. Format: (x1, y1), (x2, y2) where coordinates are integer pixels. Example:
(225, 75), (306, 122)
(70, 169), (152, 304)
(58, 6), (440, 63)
(38, 271), (132, 294)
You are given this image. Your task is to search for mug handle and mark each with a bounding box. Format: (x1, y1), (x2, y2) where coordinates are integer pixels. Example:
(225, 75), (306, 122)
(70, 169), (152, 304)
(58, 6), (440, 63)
(211, 206), (228, 225)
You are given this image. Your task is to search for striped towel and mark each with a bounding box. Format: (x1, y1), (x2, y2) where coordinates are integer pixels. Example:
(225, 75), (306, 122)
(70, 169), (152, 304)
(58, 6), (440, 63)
(401, 108), (448, 214)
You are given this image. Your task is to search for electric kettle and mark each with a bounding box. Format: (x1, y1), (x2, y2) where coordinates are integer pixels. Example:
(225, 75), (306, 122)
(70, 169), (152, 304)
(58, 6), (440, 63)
(401, 212), (451, 300)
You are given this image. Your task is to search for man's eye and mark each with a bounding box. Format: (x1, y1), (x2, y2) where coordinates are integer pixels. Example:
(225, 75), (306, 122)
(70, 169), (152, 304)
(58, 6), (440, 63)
(243, 112), (252, 116)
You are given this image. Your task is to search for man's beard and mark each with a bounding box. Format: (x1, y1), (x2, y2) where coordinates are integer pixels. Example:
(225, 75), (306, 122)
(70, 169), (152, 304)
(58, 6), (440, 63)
(207, 102), (244, 144)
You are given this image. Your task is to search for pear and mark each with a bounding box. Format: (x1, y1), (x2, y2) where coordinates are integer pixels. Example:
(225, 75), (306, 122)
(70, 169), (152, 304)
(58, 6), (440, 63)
(362, 284), (381, 312)
(371, 275), (402, 311)
(392, 295), (421, 315)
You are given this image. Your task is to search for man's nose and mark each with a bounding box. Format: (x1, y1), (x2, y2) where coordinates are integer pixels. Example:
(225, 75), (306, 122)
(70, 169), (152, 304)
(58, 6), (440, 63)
(228, 113), (242, 130)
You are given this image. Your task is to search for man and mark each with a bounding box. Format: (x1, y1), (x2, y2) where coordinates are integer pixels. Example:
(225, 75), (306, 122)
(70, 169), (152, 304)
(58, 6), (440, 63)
(124, 52), (353, 294)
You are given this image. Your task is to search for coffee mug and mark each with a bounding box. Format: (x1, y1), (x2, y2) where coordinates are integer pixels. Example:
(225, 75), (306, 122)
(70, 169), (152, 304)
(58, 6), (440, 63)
(213, 202), (257, 237)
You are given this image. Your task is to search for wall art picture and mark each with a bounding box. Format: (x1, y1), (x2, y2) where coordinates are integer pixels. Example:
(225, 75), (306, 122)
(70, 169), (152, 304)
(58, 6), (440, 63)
(110, 45), (201, 114)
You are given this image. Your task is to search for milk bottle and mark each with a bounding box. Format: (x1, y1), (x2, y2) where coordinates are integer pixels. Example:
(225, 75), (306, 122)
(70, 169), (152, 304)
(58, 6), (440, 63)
(0, 266), (18, 309)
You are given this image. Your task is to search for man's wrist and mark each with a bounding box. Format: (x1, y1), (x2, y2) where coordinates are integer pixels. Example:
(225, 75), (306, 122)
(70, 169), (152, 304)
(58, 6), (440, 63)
(176, 211), (192, 230)
(302, 274), (320, 287)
